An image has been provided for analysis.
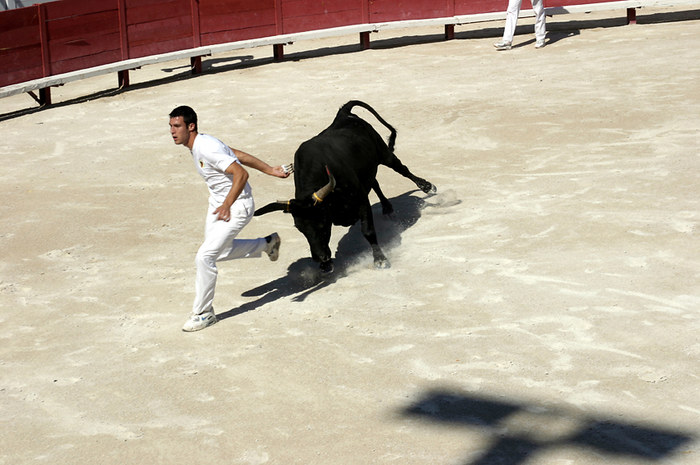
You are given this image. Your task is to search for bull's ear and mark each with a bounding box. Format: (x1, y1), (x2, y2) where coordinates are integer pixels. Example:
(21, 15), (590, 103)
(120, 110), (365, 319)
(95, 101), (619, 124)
(254, 201), (291, 216)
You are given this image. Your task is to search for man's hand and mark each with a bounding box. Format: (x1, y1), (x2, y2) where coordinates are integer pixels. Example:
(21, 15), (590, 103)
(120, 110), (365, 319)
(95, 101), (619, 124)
(213, 201), (233, 221)
(270, 164), (293, 179)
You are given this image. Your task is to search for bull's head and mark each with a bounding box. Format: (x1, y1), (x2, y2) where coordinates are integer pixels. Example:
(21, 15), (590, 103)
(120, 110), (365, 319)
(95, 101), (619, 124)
(254, 167), (337, 272)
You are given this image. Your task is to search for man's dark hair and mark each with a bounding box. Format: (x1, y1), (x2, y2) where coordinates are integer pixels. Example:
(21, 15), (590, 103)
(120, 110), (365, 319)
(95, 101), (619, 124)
(169, 105), (198, 131)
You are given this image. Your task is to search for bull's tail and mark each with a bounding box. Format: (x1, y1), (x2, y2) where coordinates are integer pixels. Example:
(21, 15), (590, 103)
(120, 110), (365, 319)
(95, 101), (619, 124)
(339, 100), (397, 152)
(254, 201), (289, 216)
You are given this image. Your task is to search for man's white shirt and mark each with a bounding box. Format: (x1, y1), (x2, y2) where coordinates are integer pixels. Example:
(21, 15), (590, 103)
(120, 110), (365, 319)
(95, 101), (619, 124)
(191, 133), (252, 207)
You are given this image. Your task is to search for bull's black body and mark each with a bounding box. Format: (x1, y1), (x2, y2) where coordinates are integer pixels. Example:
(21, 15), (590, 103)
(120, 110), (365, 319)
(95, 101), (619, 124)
(255, 100), (435, 273)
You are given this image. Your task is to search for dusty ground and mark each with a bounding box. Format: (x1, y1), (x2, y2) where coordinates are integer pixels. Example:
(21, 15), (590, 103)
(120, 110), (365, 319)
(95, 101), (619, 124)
(1, 7), (699, 465)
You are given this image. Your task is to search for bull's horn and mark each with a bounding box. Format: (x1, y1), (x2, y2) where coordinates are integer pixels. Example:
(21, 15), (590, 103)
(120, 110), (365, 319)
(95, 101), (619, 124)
(312, 167), (336, 204)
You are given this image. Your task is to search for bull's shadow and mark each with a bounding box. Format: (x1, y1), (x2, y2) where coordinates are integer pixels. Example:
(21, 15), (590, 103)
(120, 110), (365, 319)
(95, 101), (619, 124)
(217, 189), (434, 321)
(333, 189), (431, 270)
(402, 389), (693, 465)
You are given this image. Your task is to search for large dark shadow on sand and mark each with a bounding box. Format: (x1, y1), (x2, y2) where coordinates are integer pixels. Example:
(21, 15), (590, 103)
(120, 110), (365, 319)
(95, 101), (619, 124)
(401, 388), (694, 465)
(217, 189), (437, 321)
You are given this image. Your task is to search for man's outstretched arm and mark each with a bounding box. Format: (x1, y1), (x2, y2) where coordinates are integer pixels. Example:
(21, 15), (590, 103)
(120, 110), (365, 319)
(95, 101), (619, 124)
(232, 148), (291, 178)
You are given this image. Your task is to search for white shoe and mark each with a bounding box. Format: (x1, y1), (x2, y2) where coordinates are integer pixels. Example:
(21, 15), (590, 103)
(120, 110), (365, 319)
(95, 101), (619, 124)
(265, 233), (281, 261)
(493, 41), (512, 51)
(535, 39), (546, 49)
(182, 311), (217, 332)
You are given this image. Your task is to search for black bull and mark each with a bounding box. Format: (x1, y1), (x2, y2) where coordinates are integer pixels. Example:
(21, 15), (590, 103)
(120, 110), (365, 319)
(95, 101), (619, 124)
(254, 100), (436, 273)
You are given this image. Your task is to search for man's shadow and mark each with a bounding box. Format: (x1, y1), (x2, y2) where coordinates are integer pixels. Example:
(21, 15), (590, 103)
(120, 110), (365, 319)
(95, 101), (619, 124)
(217, 190), (438, 321)
(402, 389), (693, 465)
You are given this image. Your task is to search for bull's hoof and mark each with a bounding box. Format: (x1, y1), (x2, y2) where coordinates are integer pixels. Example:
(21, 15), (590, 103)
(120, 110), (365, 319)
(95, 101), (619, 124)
(320, 261), (334, 274)
(418, 179), (437, 194)
(374, 258), (391, 269)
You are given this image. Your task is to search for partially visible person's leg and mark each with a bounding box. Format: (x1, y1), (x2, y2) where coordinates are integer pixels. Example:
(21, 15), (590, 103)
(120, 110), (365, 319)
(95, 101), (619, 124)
(533, 0), (547, 47)
(495, 0), (523, 49)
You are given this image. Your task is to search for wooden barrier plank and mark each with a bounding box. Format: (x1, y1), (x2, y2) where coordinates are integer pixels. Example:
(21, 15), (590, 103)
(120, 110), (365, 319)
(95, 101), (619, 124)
(199, 0), (276, 45)
(0, 5), (37, 30)
(49, 34), (121, 65)
(0, 7), (43, 87)
(548, 0), (614, 5)
(0, 45), (214, 100)
(128, 36), (197, 58)
(0, 11), (39, 48)
(44, 0), (118, 20)
(280, 0), (364, 33)
(126, 0), (191, 24)
(455, 0), (503, 15)
(0, 62), (43, 89)
(0, 45), (42, 69)
(281, 11), (366, 34)
(46, 10), (118, 40)
(282, 0), (360, 17)
(198, 0), (275, 16)
(50, 49), (123, 75)
(127, 16), (193, 45)
(199, 8), (277, 34)
(126, 0), (178, 6)
(369, 0), (454, 22)
(201, 25), (279, 46)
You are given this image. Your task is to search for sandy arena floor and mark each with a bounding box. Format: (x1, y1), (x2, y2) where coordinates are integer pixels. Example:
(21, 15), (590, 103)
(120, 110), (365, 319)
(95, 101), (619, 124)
(1, 7), (699, 465)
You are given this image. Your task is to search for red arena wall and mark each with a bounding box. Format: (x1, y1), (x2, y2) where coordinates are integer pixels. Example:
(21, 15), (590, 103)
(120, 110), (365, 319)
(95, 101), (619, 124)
(0, 0), (642, 88)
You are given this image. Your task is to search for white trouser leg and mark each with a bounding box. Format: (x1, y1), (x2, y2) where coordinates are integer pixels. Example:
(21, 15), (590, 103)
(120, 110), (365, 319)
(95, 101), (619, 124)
(533, 0), (547, 41)
(192, 197), (267, 315)
(502, 0), (523, 43)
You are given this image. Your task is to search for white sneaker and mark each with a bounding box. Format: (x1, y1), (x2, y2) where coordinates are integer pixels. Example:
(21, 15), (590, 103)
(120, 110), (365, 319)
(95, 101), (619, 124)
(265, 233), (281, 261)
(493, 41), (512, 51)
(535, 39), (546, 49)
(182, 311), (217, 332)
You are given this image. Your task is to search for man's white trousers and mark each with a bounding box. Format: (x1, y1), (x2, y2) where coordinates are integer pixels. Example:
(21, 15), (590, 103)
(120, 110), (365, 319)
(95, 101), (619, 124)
(192, 197), (267, 315)
(502, 0), (546, 43)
